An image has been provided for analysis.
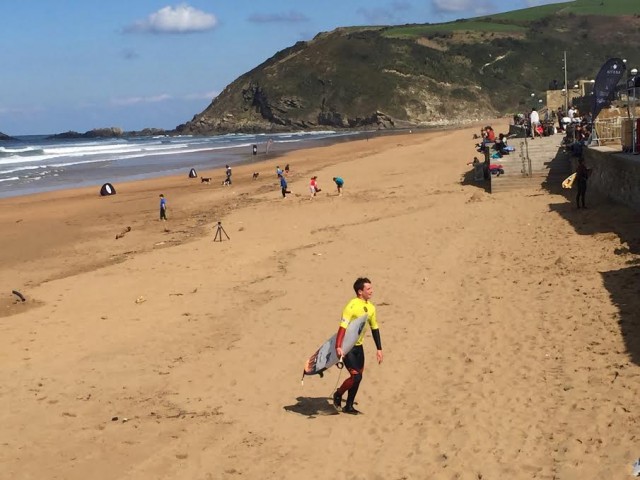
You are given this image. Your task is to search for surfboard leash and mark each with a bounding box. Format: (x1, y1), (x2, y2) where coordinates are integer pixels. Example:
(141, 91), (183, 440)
(332, 357), (345, 391)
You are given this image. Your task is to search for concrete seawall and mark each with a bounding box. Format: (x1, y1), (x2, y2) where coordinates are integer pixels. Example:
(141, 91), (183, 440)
(582, 146), (640, 210)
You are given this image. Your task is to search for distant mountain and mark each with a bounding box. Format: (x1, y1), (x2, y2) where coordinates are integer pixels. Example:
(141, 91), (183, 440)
(176, 0), (640, 134)
(46, 127), (168, 140)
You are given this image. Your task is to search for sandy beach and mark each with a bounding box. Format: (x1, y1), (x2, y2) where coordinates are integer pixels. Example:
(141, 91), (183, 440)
(1, 123), (639, 479)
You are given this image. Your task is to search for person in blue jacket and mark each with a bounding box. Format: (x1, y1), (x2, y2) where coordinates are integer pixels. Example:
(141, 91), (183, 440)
(159, 194), (167, 221)
(280, 175), (291, 198)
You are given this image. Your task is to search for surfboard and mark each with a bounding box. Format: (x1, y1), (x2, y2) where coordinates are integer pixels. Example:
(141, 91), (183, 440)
(562, 172), (576, 189)
(302, 314), (368, 379)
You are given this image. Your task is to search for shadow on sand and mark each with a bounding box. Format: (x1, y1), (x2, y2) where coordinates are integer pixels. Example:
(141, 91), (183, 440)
(283, 396), (339, 418)
(460, 167), (491, 193)
(542, 146), (640, 366)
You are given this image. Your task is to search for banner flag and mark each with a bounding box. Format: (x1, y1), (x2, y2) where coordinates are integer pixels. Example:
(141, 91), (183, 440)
(591, 58), (626, 120)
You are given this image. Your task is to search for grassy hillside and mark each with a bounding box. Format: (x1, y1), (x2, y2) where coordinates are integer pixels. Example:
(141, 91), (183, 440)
(492, 0), (640, 20)
(177, 0), (640, 134)
(382, 0), (640, 38)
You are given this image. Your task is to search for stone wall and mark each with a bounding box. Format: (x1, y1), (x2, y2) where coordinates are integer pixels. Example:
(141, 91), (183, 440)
(582, 146), (640, 210)
(546, 88), (582, 113)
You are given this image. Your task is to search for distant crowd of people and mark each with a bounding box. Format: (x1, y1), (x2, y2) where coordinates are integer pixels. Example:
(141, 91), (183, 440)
(276, 164), (344, 199)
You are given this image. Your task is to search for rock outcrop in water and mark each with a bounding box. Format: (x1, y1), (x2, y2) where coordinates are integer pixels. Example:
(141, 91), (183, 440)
(0, 131), (16, 142)
(46, 127), (169, 140)
(47, 127), (125, 140)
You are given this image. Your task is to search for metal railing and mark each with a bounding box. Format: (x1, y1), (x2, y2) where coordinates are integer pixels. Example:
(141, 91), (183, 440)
(593, 117), (622, 145)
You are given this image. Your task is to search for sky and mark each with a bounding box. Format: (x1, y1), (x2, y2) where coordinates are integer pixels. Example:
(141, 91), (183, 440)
(0, 0), (567, 135)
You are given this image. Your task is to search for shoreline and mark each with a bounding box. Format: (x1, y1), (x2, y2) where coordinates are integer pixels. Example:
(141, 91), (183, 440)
(0, 121), (496, 201)
(1, 127), (452, 296)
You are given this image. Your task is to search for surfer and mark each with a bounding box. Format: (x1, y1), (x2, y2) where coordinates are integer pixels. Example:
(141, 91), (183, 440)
(333, 277), (383, 415)
(576, 157), (591, 209)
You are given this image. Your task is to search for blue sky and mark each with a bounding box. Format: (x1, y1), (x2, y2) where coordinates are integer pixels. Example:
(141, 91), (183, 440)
(0, 0), (566, 135)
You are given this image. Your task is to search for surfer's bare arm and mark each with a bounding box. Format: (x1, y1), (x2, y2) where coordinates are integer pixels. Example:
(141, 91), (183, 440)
(372, 329), (383, 364)
(335, 326), (346, 358)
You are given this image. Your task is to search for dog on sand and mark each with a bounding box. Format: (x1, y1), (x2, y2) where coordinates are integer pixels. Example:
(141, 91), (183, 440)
(201, 177), (212, 184)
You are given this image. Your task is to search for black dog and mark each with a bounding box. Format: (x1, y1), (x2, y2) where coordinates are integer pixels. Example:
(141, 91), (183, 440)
(201, 177), (212, 183)
(252, 172), (259, 180)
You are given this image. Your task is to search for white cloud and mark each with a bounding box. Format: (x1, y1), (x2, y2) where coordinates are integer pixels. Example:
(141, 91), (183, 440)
(524, 0), (568, 6)
(124, 4), (217, 34)
(357, 7), (397, 23)
(357, 1), (413, 23)
(432, 0), (495, 14)
(247, 10), (309, 23)
(183, 90), (219, 101)
(0, 106), (44, 115)
(109, 91), (217, 106)
(111, 94), (172, 106)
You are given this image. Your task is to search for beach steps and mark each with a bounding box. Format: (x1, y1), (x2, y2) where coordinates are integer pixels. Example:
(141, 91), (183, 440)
(491, 134), (571, 193)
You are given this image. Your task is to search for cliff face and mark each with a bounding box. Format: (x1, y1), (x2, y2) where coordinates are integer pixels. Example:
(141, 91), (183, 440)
(176, 31), (497, 134)
(176, 11), (640, 135)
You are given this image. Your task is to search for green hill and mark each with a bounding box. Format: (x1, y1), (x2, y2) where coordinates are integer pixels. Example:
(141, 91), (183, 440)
(176, 0), (640, 134)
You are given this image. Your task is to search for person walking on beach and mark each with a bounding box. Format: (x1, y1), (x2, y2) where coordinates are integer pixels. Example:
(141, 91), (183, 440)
(333, 277), (383, 415)
(333, 176), (344, 196)
(225, 165), (232, 185)
(530, 108), (540, 139)
(576, 157), (591, 209)
(159, 194), (167, 221)
(280, 174), (291, 198)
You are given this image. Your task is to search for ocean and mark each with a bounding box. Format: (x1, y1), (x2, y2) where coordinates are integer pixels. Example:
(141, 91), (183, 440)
(0, 130), (365, 199)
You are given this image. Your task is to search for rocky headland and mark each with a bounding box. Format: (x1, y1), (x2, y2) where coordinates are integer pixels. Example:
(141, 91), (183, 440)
(0, 131), (17, 142)
(176, 8), (640, 135)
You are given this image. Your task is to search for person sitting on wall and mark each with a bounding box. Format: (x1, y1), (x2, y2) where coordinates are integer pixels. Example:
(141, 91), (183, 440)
(494, 133), (512, 155)
(485, 126), (496, 143)
(476, 126), (496, 153)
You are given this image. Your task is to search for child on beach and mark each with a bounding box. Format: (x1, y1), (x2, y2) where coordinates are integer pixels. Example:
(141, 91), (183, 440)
(309, 176), (321, 197)
(159, 194), (167, 221)
(280, 175), (291, 198)
(333, 176), (344, 196)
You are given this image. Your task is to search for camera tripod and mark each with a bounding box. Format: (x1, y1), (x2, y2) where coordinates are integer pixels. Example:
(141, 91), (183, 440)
(214, 221), (230, 242)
